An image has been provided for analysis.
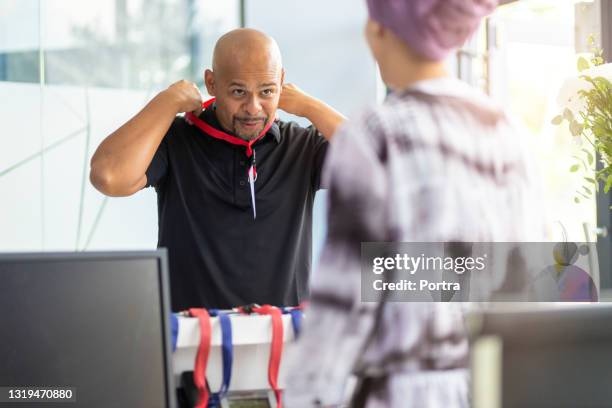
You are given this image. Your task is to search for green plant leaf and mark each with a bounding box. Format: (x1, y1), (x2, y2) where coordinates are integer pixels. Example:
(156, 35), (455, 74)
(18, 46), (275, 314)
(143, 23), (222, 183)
(582, 149), (594, 165)
(583, 186), (592, 195)
(575, 197), (581, 204)
(573, 155), (588, 170)
(570, 120), (584, 136)
(551, 115), (564, 125)
(570, 164), (580, 172)
(585, 177), (599, 192)
(592, 76), (612, 89)
(563, 108), (574, 121)
(578, 190), (590, 199)
(578, 56), (590, 72)
(605, 175), (612, 193)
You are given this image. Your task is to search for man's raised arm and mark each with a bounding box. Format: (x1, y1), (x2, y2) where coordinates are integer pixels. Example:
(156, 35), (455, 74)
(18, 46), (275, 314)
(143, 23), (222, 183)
(278, 83), (347, 140)
(89, 80), (203, 197)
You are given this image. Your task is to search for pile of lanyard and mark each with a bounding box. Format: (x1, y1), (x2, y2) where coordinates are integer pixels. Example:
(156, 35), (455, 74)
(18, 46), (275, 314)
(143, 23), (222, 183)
(175, 304), (303, 408)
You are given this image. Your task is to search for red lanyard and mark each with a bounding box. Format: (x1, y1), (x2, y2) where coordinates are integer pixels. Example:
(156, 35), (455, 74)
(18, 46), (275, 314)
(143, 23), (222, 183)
(184, 98), (273, 158)
(236, 304), (284, 407)
(185, 98), (271, 219)
(187, 305), (284, 407)
(188, 308), (212, 408)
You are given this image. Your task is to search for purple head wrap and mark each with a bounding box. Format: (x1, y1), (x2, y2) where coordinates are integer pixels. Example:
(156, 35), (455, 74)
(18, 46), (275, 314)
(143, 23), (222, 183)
(366, 0), (498, 61)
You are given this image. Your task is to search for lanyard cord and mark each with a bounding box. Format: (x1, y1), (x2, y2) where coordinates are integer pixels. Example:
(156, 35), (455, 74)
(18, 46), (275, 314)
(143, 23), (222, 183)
(184, 98), (273, 158)
(248, 149), (257, 219)
(185, 98), (268, 219)
(207, 310), (233, 406)
(236, 304), (284, 407)
(188, 308), (212, 408)
(281, 306), (303, 339)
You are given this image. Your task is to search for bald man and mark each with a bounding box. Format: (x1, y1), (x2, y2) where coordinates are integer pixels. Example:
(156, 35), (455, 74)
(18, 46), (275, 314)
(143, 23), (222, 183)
(90, 29), (345, 311)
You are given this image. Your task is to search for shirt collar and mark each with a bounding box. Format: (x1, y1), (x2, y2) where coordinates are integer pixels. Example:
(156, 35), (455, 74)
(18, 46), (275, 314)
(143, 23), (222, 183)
(200, 104), (281, 144)
(392, 77), (496, 109)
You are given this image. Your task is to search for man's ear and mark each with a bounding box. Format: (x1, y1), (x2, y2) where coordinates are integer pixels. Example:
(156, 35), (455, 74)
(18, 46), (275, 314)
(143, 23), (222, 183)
(204, 69), (215, 96)
(280, 68), (285, 86)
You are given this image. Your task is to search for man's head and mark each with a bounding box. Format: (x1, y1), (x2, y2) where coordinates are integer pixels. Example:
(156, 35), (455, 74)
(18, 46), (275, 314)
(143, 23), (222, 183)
(365, 0), (497, 86)
(204, 28), (284, 141)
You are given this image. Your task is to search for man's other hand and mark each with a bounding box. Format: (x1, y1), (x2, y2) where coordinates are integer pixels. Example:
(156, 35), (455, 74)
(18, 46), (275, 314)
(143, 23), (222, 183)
(279, 83), (313, 117)
(165, 80), (204, 116)
(279, 83), (346, 141)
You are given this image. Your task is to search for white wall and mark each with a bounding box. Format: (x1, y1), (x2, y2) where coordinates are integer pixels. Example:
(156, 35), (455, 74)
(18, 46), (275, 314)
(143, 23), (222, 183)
(246, 0), (378, 266)
(0, 82), (159, 251)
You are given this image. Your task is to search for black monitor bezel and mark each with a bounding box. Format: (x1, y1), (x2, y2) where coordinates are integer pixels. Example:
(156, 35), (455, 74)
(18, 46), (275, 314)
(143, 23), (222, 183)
(0, 249), (176, 408)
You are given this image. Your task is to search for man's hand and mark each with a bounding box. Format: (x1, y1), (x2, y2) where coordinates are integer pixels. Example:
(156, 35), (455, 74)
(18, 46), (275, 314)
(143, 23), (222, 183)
(164, 80), (204, 116)
(90, 80), (204, 197)
(279, 83), (312, 117)
(279, 83), (347, 141)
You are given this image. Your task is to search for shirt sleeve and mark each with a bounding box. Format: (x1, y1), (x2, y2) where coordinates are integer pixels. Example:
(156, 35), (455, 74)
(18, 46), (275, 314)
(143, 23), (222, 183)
(310, 127), (329, 191)
(284, 109), (390, 406)
(144, 123), (173, 189)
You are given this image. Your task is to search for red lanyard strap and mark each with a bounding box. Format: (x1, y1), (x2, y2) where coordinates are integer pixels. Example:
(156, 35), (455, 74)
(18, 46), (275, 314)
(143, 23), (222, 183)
(188, 308), (211, 408)
(236, 304), (284, 407)
(185, 98), (273, 157)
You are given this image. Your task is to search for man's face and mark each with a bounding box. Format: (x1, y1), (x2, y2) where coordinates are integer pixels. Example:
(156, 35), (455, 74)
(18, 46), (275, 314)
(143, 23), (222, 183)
(205, 68), (283, 141)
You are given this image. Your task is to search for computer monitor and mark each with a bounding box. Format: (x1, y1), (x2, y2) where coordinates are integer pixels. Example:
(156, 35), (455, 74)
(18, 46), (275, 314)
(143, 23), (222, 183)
(0, 251), (176, 408)
(471, 305), (612, 408)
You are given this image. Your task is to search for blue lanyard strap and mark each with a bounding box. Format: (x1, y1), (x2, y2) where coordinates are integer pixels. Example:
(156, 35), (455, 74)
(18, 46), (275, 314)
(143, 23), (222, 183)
(207, 310), (233, 406)
(289, 309), (302, 338)
(171, 313), (179, 352)
(282, 307), (303, 338)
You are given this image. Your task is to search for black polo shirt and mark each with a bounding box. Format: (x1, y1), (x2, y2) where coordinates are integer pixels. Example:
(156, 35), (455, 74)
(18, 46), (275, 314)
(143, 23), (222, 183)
(145, 107), (328, 311)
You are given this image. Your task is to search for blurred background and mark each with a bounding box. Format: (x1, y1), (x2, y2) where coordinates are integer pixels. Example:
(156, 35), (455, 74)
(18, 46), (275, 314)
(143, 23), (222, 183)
(1, 0), (611, 285)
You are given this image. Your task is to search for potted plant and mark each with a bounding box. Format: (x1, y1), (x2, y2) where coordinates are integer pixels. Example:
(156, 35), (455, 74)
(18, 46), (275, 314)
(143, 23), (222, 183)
(554, 39), (612, 207)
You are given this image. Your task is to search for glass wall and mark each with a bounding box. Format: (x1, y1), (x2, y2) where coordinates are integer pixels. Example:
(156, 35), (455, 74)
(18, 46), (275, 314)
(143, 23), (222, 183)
(0, 0), (239, 251)
(0, 0), (377, 265)
(0, 0), (43, 251)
